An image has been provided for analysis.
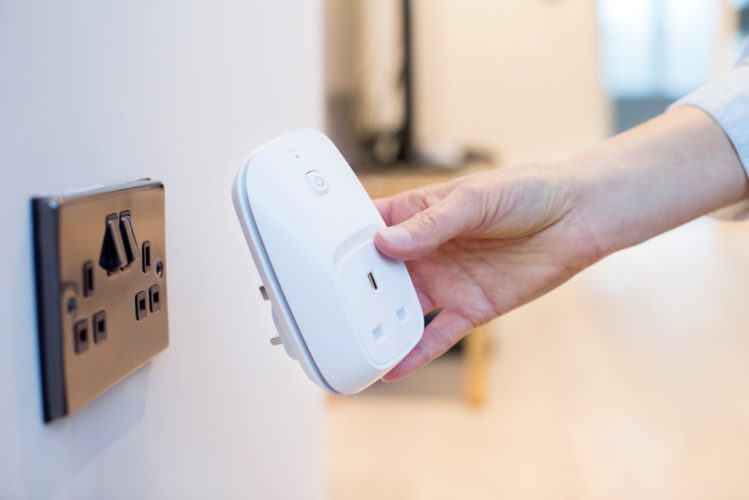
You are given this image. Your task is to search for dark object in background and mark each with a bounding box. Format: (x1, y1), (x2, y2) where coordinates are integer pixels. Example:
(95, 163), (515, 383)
(612, 97), (673, 134)
(423, 307), (442, 328)
(359, 0), (492, 169)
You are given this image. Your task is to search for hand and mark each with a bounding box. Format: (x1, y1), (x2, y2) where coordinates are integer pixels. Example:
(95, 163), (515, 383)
(374, 163), (601, 380)
(374, 107), (749, 381)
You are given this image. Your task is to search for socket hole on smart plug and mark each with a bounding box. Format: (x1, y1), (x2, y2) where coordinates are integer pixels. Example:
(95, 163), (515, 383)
(367, 272), (378, 290)
(155, 260), (163, 278)
(396, 306), (408, 323)
(372, 324), (384, 342)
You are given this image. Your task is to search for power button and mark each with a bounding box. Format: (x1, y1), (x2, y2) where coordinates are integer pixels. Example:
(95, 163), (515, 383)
(305, 170), (329, 196)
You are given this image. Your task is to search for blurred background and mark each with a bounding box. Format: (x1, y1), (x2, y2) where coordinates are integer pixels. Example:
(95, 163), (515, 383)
(323, 1), (749, 499)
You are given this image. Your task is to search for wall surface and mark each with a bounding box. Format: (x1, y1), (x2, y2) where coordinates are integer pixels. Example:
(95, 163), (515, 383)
(0, 1), (325, 498)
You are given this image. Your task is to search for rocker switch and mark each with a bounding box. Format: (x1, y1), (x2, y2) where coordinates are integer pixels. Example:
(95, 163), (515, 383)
(119, 211), (139, 266)
(100, 214), (127, 273)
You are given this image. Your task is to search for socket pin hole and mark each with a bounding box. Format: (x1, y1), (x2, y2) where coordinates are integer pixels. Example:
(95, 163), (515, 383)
(67, 297), (77, 317)
(397, 306), (408, 323)
(74, 319), (89, 353)
(135, 291), (148, 320)
(372, 324), (384, 342)
(367, 272), (378, 290)
(83, 261), (94, 297)
(142, 241), (151, 273)
(155, 260), (163, 278)
(149, 285), (161, 313)
(93, 310), (107, 343)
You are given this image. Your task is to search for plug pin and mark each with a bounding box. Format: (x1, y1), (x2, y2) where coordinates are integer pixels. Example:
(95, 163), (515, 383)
(270, 336), (282, 346)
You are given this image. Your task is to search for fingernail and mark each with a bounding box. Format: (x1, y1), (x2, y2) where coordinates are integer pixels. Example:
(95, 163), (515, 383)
(379, 226), (412, 247)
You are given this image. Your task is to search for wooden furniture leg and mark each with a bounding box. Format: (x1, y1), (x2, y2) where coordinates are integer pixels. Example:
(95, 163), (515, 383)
(464, 325), (488, 405)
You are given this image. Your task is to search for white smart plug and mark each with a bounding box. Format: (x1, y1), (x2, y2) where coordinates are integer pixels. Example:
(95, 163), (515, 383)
(232, 129), (424, 394)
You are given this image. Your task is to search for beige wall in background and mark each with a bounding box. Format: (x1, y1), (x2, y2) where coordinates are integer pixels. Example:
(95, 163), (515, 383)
(325, 0), (361, 97)
(413, 0), (611, 165)
(324, 0), (366, 161)
(325, 0), (610, 165)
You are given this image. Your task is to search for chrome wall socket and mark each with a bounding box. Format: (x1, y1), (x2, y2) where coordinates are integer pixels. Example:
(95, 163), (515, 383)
(33, 180), (169, 422)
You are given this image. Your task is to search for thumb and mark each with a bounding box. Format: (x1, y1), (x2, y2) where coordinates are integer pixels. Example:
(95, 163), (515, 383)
(374, 192), (474, 261)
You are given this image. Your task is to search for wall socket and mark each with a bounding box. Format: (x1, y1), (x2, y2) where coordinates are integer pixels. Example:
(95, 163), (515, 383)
(33, 179), (169, 422)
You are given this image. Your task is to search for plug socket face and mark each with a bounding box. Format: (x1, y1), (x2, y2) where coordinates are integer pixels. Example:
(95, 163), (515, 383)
(336, 241), (422, 365)
(33, 180), (168, 422)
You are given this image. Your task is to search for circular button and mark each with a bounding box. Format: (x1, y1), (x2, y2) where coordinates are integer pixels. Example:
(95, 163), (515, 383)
(305, 170), (330, 196)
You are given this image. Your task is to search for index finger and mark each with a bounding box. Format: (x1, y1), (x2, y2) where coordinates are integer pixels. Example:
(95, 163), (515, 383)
(371, 177), (464, 227)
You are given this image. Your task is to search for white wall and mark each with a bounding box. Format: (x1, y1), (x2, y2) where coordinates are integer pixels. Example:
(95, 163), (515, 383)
(0, 2), (325, 499)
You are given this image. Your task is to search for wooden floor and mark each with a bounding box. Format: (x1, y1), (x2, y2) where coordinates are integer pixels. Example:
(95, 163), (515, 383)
(327, 217), (749, 500)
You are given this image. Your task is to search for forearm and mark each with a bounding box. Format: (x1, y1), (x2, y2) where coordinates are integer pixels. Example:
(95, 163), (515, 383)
(567, 105), (749, 259)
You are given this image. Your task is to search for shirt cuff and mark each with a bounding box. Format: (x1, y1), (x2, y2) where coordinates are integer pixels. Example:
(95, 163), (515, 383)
(670, 66), (749, 220)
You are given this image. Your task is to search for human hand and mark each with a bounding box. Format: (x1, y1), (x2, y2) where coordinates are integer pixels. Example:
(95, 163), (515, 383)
(374, 107), (749, 381)
(374, 163), (602, 380)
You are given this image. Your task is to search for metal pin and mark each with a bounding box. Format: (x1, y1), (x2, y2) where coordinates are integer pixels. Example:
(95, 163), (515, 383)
(259, 286), (269, 300)
(270, 336), (282, 346)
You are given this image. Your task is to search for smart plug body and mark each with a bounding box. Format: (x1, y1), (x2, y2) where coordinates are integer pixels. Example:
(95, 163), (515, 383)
(232, 129), (424, 394)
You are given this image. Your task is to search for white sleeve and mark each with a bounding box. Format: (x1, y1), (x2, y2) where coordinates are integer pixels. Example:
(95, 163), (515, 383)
(670, 40), (749, 219)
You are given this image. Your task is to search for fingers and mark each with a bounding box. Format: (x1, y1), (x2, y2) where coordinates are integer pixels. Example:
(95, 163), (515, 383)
(415, 287), (436, 313)
(373, 197), (392, 225)
(372, 175), (466, 226)
(381, 310), (474, 381)
(374, 191), (477, 261)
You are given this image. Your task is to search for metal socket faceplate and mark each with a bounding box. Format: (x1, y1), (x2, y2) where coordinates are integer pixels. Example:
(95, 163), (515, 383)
(33, 179), (169, 422)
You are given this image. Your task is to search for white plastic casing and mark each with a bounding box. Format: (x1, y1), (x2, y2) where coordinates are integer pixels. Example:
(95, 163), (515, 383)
(232, 129), (424, 394)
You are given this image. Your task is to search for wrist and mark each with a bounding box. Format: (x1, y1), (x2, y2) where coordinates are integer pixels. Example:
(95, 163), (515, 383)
(546, 157), (612, 266)
(559, 107), (749, 261)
